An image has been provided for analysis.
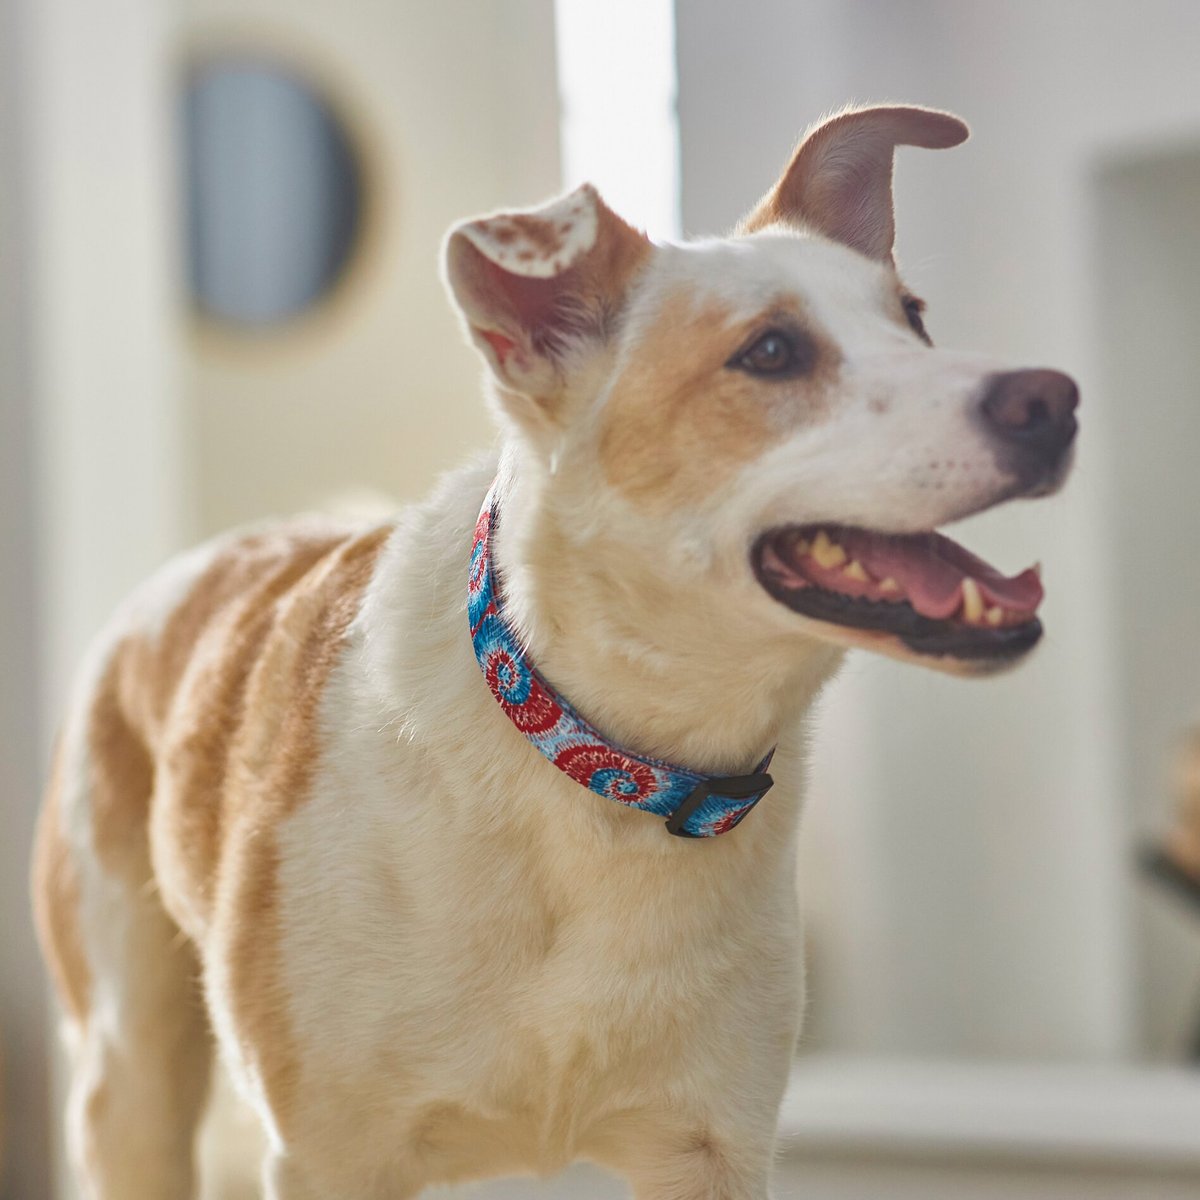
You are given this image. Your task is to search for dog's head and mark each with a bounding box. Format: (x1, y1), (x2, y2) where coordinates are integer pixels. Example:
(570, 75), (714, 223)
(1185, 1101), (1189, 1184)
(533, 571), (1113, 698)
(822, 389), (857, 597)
(443, 105), (1077, 678)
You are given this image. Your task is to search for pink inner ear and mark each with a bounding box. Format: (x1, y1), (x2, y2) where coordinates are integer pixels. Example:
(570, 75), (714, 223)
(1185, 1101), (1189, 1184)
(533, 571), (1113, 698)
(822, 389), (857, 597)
(479, 257), (581, 349)
(480, 328), (518, 366)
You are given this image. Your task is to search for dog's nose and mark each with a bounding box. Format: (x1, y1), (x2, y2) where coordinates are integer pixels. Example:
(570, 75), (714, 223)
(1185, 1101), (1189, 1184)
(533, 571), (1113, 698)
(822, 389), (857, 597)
(980, 369), (1079, 465)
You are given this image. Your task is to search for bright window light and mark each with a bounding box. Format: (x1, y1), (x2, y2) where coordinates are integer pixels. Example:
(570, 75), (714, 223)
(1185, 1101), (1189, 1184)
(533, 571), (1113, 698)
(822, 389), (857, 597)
(554, 0), (681, 240)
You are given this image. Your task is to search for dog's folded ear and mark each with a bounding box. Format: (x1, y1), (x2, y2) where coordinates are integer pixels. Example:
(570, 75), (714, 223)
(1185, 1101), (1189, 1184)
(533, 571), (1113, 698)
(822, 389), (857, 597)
(444, 185), (653, 429)
(741, 105), (969, 261)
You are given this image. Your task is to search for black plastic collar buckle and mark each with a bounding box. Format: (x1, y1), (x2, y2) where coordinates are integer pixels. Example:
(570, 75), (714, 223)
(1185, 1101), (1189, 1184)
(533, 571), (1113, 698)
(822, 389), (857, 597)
(664, 772), (775, 838)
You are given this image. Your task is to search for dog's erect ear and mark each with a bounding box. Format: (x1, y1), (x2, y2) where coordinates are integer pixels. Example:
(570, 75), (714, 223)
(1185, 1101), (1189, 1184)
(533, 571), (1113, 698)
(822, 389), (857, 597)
(444, 184), (653, 428)
(741, 105), (969, 260)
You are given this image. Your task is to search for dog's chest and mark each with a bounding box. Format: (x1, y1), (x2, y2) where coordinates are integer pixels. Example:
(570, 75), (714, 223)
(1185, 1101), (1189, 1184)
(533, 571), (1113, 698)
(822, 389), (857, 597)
(255, 603), (803, 1170)
(399, 869), (759, 1168)
(274, 757), (783, 1159)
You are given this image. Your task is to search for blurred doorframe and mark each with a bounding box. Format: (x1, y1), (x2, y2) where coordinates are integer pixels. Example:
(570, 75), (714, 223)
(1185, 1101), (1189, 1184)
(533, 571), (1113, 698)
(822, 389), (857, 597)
(9, 0), (190, 1193)
(0, 0), (51, 1193)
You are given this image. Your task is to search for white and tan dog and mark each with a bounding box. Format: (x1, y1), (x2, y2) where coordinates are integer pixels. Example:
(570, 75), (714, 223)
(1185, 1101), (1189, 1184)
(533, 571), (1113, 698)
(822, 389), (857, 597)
(34, 105), (1077, 1199)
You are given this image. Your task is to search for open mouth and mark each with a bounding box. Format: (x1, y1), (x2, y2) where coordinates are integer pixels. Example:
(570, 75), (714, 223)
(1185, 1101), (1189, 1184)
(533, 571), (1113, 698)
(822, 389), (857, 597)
(752, 525), (1044, 661)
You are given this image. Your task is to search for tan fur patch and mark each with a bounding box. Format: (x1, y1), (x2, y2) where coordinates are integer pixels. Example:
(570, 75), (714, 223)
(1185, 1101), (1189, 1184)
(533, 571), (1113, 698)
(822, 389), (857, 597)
(32, 742), (92, 1023)
(86, 651), (156, 881)
(600, 292), (840, 508)
(137, 527), (350, 936)
(39, 518), (388, 1132)
(214, 526), (390, 1132)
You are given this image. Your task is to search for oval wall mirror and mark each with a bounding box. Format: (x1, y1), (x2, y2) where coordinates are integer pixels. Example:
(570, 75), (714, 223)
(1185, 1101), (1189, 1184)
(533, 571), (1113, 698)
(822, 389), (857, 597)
(181, 56), (366, 329)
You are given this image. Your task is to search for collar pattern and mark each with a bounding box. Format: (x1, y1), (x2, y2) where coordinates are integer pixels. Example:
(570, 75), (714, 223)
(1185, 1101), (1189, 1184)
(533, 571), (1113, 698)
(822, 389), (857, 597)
(467, 488), (773, 837)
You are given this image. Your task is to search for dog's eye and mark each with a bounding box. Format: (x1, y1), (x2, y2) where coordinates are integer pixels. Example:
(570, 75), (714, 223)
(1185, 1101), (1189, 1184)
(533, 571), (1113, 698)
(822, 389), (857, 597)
(902, 295), (931, 345)
(730, 330), (809, 377)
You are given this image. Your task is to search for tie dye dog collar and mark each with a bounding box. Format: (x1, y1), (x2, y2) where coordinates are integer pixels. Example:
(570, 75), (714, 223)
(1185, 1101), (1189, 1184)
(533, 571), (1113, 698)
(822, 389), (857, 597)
(467, 488), (774, 838)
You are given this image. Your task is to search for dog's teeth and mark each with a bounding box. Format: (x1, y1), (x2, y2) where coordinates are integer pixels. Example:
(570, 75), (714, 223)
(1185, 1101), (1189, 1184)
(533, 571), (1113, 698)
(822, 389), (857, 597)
(760, 543), (790, 577)
(986, 605), (1004, 627)
(879, 577), (900, 594)
(811, 530), (846, 569)
(961, 578), (984, 623)
(1032, 562), (1043, 580)
(844, 560), (868, 581)
(794, 538), (811, 557)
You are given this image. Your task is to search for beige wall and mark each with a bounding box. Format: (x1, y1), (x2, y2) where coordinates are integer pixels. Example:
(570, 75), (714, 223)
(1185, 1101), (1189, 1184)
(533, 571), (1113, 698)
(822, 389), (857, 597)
(181, 0), (562, 536)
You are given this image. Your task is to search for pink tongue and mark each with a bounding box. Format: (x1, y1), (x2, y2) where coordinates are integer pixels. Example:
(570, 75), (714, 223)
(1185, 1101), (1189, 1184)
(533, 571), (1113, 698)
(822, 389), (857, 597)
(838, 529), (1043, 620)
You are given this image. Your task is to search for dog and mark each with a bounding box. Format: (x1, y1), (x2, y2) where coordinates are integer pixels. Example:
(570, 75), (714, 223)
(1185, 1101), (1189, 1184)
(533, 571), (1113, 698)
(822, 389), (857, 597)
(33, 104), (1077, 1199)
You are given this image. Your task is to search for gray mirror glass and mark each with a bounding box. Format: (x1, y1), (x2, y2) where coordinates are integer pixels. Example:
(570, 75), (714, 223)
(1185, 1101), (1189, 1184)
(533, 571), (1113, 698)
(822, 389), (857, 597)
(182, 58), (364, 328)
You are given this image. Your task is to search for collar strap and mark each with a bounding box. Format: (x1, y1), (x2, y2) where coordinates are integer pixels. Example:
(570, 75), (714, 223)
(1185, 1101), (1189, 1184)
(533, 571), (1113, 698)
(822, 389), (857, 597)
(467, 487), (774, 837)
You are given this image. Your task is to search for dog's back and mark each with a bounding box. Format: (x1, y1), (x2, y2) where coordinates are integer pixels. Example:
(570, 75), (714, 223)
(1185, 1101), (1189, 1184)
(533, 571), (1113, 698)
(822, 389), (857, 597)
(33, 516), (390, 1194)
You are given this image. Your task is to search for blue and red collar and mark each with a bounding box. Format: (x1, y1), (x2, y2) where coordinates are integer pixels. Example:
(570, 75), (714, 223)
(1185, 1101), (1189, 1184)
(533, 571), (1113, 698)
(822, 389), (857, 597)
(467, 487), (774, 837)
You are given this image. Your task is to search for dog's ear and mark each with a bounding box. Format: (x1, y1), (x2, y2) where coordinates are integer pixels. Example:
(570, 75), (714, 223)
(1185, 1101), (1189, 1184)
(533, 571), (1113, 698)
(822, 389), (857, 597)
(741, 105), (969, 260)
(444, 184), (653, 430)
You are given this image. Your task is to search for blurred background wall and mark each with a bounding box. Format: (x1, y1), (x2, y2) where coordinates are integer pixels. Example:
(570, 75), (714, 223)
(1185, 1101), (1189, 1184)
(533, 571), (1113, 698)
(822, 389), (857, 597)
(7, 1), (1200, 1198)
(181, 0), (560, 538)
(674, 0), (1200, 1068)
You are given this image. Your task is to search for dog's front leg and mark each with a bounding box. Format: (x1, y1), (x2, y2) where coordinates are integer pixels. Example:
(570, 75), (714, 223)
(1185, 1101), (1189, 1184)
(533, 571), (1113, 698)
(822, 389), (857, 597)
(601, 1126), (775, 1200)
(261, 1152), (326, 1200)
(262, 1149), (420, 1200)
(624, 1140), (774, 1200)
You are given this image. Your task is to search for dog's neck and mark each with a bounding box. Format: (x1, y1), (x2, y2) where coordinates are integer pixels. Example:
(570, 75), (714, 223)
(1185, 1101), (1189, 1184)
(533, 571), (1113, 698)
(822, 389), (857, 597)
(490, 456), (842, 777)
